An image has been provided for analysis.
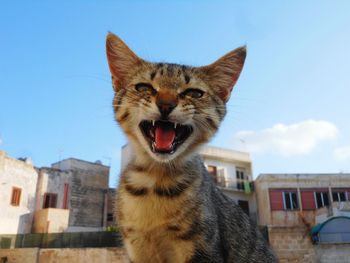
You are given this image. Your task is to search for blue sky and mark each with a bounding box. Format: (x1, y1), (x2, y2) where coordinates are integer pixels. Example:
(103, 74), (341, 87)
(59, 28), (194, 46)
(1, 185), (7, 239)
(1, 1), (350, 186)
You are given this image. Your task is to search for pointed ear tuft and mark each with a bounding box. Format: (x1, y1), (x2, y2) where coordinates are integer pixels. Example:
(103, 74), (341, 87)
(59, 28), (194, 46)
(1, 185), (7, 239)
(201, 46), (247, 102)
(106, 32), (143, 91)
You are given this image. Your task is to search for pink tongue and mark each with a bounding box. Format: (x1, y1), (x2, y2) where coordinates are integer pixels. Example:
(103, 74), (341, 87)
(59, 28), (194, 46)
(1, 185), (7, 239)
(155, 127), (176, 151)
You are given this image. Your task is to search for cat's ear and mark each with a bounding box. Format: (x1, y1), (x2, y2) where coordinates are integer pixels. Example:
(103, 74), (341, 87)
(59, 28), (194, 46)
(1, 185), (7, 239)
(106, 32), (143, 91)
(200, 46), (246, 102)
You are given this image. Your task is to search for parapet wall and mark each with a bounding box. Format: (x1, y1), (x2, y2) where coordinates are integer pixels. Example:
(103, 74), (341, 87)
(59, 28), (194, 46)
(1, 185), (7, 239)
(0, 248), (128, 263)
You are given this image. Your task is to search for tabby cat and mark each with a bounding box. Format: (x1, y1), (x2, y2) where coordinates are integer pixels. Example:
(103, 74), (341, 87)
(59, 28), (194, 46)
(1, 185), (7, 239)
(106, 33), (277, 263)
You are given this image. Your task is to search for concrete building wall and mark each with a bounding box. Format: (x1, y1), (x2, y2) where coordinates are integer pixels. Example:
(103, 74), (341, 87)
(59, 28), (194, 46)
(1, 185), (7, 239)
(52, 158), (109, 189)
(107, 188), (117, 227)
(315, 244), (350, 263)
(255, 173), (350, 226)
(269, 227), (314, 262)
(35, 168), (71, 211)
(32, 208), (69, 233)
(0, 248), (40, 263)
(35, 159), (110, 232)
(67, 169), (107, 230)
(0, 151), (38, 234)
(0, 248), (128, 263)
(255, 173), (350, 262)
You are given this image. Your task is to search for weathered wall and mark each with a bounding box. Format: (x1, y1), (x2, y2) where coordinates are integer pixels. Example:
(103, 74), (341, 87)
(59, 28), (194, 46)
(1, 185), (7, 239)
(315, 244), (350, 263)
(0, 248), (128, 263)
(255, 173), (350, 226)
(269, 227), (314, 262)
(270, 227), (350, 263)
(107, 188), (117, 226)
(39, 248), (128, 263)
(0, 248), (39, 263)
(32, 208), (69, 233)
(0, 151), (38, 234)
(37, 159), (110, 232)
(68, 169), (107, 229)
(51, 158), (109, 189)
(35, 168), (71, 211)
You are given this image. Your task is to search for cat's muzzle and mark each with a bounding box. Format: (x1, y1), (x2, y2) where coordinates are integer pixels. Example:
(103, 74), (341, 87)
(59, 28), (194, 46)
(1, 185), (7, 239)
(139, 120), (193, 154)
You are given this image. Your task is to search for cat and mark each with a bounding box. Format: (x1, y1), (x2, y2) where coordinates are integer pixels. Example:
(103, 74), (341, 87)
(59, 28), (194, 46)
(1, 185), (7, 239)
(106, 32), (277, 263)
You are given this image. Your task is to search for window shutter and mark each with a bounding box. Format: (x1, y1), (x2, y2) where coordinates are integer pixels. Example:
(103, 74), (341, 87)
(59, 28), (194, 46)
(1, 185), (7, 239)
(63, 184), (69, 209)
(269, 190), (284, 210)
(301, 191), (316, 210)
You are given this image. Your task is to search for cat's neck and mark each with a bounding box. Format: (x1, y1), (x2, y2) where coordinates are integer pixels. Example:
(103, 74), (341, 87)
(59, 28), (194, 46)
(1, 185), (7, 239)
(128, 143), (200, 179)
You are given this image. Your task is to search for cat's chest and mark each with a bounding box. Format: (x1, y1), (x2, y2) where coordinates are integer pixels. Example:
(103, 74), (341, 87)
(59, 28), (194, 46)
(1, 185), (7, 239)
(117, 170), (193, 231)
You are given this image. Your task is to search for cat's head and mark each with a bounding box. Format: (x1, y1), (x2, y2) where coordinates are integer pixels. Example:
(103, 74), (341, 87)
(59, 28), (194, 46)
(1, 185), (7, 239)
(106, 33), (246, 163)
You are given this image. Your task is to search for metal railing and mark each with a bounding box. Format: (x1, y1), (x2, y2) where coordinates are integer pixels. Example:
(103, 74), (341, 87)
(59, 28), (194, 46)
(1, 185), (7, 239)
(0, 231), (123, 249)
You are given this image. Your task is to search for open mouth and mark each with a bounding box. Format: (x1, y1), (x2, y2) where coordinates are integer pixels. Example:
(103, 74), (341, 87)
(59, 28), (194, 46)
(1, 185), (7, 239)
(139, 120), (193, 154)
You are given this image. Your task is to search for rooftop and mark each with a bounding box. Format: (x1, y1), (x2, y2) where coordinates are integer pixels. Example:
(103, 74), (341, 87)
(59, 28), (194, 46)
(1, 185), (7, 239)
(256, 173), (350, 182)
(51, 158), (109, 168)
(199, 145), (251, 163)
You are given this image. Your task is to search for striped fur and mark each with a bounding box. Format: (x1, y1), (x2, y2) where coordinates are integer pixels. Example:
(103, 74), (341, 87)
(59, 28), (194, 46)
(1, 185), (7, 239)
(106, 33), (277, 262)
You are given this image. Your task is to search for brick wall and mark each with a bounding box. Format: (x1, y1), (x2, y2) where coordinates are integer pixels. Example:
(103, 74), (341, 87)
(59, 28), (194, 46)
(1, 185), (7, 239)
(269, 227), (350, 263)
(269, 227), (315, 262)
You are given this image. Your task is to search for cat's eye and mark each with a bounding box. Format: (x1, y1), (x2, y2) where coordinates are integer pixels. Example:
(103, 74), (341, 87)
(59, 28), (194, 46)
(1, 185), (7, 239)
(181, 88), (204, 99)
(135, 83), (156, 94)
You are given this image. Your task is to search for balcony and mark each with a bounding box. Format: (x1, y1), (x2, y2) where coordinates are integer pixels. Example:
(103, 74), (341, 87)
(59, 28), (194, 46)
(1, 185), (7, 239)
(215, 177), (254, 194)
(32, 208), (69, 233)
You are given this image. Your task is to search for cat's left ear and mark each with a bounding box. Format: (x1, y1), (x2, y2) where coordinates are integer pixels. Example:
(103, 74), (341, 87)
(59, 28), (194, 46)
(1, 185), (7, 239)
(200, 46), (246, 102)
(106, 32), (143, 91)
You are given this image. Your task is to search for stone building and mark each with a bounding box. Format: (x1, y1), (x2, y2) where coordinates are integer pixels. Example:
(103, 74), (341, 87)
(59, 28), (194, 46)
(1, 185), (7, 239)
(33, 158), (110, 233)
(121, 144), (257, 220)
(0, 151), (37, 234)
(255, 173), (350, 262)
(0, 151), (112, 235)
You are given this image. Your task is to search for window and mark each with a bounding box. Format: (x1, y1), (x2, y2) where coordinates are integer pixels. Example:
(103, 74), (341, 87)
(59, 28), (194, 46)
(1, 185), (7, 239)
(238, 200), (250, 215)
(43, 193), (57, 209)
(315, 192), (329, 208)
(269, 189), (299, 211)
(207, 165), (217, 183)
(236, 169), (245, 190)
(107, 213), (114, 222)
(283, 191), (298, 210)
(332, 191), (348, 202)
(10, 187), (21, 206)
(216, 168), (226, 187)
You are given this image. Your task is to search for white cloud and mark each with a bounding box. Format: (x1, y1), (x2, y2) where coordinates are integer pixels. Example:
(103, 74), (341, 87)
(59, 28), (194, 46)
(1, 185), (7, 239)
(233, 120), (338, 156)
(334, 145), (350, 161)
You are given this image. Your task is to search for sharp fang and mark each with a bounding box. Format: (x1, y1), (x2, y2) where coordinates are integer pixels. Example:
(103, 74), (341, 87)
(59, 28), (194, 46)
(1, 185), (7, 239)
(152, 120), (155, 126)
(174, 122), (178, 129)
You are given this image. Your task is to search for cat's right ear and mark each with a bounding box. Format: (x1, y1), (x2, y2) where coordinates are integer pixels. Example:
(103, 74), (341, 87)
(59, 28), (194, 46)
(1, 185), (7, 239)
(200, 46), (246, 102)
(106, 33), (143, 92)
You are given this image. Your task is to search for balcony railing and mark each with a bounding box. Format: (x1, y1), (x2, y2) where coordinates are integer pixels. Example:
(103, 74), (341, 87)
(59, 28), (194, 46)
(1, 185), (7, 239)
(215, 177), (254, 193)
